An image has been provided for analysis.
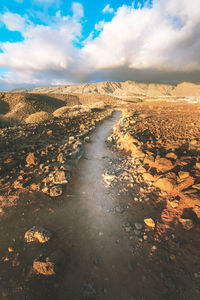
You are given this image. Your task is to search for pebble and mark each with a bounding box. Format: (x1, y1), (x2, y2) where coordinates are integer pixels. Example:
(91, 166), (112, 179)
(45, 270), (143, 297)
(170, 254), (176, 260)
(144, 218), (155, 228)
(134, 222), (143, 230)
(115, 206), (125, 213)
(98, 232), (104, 236)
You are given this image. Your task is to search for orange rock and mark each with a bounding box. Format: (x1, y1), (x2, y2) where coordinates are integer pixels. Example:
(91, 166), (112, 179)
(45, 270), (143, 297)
(178, 176), (195, 191)
(154, 158), (173, 172)
(154, 177), (176, 193)
(166, 152), (177, 160)
(33, 258), (55, 276)
(142, 172), (155, 182)
(26, 153), (36, 165)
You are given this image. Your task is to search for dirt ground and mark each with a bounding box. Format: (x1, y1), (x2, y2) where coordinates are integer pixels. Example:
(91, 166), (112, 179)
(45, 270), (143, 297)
(0, 102), (200, 300)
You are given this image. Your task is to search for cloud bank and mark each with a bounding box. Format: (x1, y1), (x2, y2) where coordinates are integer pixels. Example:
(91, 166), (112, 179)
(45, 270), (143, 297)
(0, 0), (200, 90)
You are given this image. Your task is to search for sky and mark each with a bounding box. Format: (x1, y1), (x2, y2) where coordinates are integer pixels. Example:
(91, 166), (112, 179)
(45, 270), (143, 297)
(0, 0), (200, 90)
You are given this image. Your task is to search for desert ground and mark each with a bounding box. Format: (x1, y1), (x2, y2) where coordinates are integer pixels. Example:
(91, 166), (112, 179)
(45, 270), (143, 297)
(0, 81), (200, 300)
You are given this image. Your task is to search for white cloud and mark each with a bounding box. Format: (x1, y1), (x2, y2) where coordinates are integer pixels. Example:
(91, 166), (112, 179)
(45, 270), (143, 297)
(72, 2), (84, 19)
(82, 0), (200, 73)
(0, 0), (200, 90)
(0, 12), (26, 31)
(95, 20), (105, 31)
(102, 4), (114, 14)
(0, 5), (83, 74)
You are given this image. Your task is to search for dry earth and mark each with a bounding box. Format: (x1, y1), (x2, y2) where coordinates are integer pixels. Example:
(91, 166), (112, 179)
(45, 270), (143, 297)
(0, 90), (200, 300)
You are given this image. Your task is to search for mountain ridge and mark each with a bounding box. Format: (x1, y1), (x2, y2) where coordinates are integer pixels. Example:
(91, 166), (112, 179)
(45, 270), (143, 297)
(23, 80), (200, 98)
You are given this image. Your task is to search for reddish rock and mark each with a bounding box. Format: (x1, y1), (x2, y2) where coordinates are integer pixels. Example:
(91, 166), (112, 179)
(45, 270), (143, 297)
(26, 153), (36, 165)
(178, 176), (195, 191)
(33, 257), (55, 276)
(154, 177), (176, 193)
(154, 158), (173, 172)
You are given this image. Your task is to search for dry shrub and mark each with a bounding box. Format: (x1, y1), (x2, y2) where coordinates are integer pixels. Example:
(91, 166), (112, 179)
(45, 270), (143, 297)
(25, 111), (52, 124)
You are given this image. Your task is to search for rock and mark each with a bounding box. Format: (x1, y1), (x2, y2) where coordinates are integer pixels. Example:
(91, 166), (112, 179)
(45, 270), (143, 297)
(102, 173), (115, 185)
(33, 250), (65, 276)
(25, 226), (52, 243)
(49, 185), (63, 197)
(179, 218), (194, 230)
(195, 162), (200, 169)
(154, 158), (173, 172)
(8, 247), (14, 253)
(169, 199), (179, 208)
(154, 177), (176, 193)
(192, 183), (200, 190)
(84, 136), (90, 143)
(178, 176), (195, 191)
(115, 206), (124, 213)
(125, 226), (132, 233)
(142, 172), (154, 181)
(57, 152), (64, 163)
(193, 205), (200, 218)
(166, 153), (177, 160)
(134, 222), (143, 230)
(33, 257), (55, 276)
(178, 171), (190, 181)
(26, 153), (36, 165)
(50, 170), (70, 184)
(191, 139), (197, 145)
(13, 180), (23, 189)
(144, 218), (155, 228)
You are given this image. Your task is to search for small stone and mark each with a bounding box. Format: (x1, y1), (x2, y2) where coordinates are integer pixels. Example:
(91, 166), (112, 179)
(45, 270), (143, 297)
(134, 222), (143, 230)
(178, 171), (190, 180)
(8, 247), (14, 253)
(144, 218), (155, 228)
(25, 226), (52, 243)
(49, 185), (63, 197)
(169, 199), (179, 208)
(166, 152), (177, 160)
(115, 206), (124, 213)
(98, 232), (103, 236)
(26, 153), (36, 165)
(33, 257), (55, 276)
(125, 226), (132, 233)
(170, 254), (175, 260)
(179, 218), (194, 230)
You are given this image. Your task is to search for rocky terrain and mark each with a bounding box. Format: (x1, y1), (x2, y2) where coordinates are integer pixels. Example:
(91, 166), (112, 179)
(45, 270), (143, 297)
(0, 107), (113, 207)
(23, 80), (200, 99)
(0, 89), (200, 300)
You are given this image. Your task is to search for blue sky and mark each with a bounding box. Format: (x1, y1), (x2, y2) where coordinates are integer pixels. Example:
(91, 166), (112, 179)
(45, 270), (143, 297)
(0, 0), (199, 90)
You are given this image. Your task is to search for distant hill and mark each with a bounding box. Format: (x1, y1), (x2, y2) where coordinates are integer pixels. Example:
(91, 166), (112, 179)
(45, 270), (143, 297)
(0, 92), (121, 126)
(23, 80), (200, 98)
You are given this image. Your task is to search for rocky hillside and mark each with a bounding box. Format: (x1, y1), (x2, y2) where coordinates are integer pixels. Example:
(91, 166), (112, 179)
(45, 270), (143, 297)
(25, 80), (200, 98)
(0, 92), (122, 126)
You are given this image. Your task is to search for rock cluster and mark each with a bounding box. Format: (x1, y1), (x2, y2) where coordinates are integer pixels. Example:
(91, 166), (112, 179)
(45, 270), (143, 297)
(0, 109), (113, 206)
(110, 102), (200, 227)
